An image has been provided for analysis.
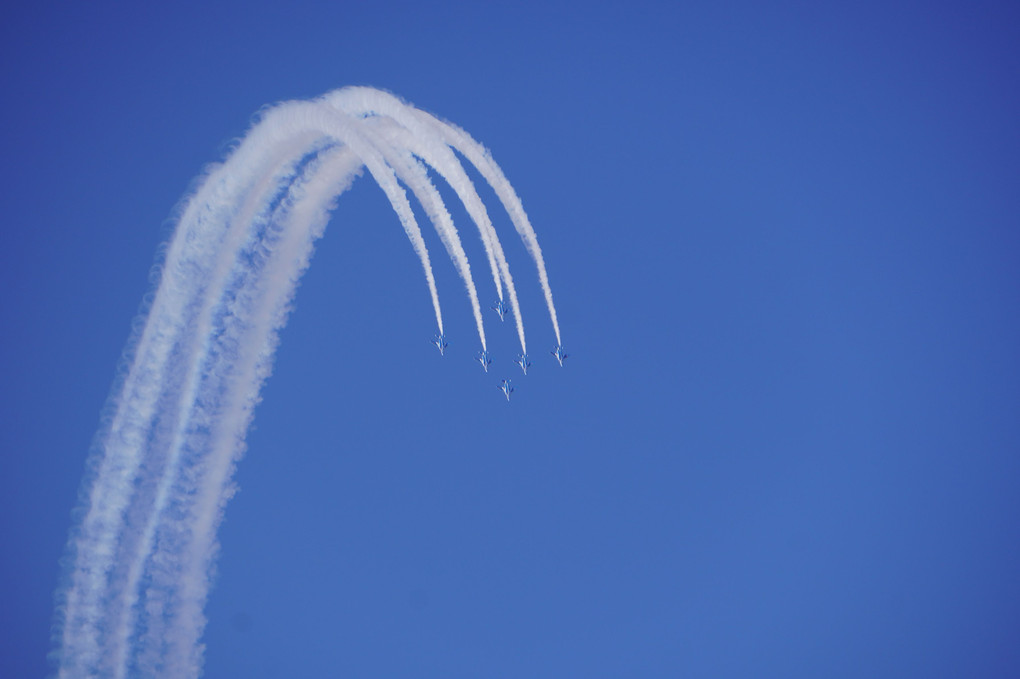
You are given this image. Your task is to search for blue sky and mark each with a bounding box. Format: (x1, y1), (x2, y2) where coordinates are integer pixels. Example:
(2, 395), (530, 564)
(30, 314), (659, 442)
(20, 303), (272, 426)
(2, 1), (1019, 676)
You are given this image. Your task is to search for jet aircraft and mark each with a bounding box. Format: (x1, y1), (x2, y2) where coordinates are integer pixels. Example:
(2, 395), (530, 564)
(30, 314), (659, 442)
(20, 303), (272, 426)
(516, 354), (532, 375)
(491, 299), (509, 322)
(551, 345), (568, 367)
(477, 350), (493, 372)
(499, 379), (515, 401)
(431, 334), (448, 356)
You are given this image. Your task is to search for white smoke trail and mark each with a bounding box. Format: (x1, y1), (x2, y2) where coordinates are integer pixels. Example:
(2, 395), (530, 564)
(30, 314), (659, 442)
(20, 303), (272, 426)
(53, 88), (561, 679)
(59, 103), (444, 679)
(147, 147), (366, 679)
(328, 87), (532, 355)
(328, 90), (506, 301)
(110, 107), (456, 673)
(108, 142), (361, 679)
(109, 103), (450, 673)
(417, 112), (562, 346)
(58, 120), (324, 678)
(354, 118), (488, 351)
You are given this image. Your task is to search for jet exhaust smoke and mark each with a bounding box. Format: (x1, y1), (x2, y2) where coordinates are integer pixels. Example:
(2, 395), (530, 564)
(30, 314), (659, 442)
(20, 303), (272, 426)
(52, 87), (560, 678)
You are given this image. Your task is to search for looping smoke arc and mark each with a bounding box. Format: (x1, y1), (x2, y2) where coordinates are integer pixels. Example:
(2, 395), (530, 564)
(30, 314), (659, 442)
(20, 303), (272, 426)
(53, 87), (561, 679)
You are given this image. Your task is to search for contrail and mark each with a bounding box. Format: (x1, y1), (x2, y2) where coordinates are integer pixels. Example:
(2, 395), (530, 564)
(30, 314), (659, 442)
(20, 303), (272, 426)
(53, 88), (561, 678)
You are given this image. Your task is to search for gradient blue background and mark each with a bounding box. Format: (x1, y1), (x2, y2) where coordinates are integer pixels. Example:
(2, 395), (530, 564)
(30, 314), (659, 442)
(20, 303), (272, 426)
(2, 1), (1018, 677)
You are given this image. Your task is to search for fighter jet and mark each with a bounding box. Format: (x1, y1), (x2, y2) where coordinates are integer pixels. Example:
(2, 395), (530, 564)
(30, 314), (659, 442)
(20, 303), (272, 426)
(477, 350), (493, 372)
(499, 379), (515, 401)
(431, 334), (448, 356)
(551, 345), (568, 367)
(491, 299), (509, 322)
(516, 354), (532, 375)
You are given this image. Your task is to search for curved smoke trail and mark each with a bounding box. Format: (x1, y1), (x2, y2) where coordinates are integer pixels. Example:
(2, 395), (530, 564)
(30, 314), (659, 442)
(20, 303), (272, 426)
(52, 87), (561, 679)
(328, 87), (530, 354)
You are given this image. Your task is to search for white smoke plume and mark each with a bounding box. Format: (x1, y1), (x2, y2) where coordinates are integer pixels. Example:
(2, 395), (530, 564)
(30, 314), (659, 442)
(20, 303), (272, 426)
(52, 87), (561, 678)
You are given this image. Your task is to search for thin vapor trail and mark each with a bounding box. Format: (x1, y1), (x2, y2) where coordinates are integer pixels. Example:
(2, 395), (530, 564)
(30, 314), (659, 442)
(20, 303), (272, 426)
(54, 88), (561, 679)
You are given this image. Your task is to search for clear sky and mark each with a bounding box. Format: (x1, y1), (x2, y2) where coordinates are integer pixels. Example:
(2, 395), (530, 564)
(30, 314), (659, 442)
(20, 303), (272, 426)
(2, 1), (1018, 677)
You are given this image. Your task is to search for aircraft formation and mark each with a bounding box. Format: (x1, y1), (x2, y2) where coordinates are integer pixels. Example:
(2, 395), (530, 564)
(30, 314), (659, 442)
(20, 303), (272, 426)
(430, 300), (566, 401)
